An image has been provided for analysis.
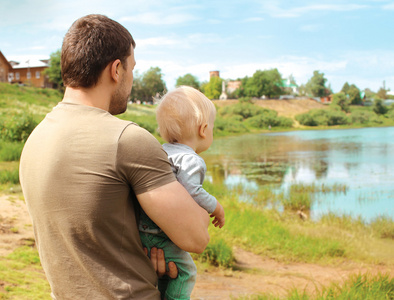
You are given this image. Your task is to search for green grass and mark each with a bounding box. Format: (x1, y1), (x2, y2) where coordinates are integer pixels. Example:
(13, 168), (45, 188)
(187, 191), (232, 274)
(0, 142), (23, 162)
(235, 273), (394, 300)
(203, 181), (394, 265)
(0, 246), (51, 300)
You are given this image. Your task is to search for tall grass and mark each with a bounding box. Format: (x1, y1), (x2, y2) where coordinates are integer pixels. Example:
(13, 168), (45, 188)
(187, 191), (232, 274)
(0, 142), (23, 161)
(235, 273), (394, 300)
(203, 181), (393, 265)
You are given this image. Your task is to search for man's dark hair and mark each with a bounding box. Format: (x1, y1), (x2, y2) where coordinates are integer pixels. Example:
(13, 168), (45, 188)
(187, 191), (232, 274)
(61, 14), (136, 88)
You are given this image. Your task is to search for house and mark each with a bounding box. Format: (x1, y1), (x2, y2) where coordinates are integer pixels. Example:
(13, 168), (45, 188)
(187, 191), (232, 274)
(0, 50), (52, 88)
(0, 51), (13, 83)
(280, 78), (298, 94)
(227, 80), (241, 94)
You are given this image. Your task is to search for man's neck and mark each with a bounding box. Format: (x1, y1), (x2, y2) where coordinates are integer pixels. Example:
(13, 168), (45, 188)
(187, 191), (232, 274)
(62, 86), (110, 112)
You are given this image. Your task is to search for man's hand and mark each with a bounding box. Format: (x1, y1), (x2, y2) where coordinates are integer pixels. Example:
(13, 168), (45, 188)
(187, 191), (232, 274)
(144, 247), (178, 279)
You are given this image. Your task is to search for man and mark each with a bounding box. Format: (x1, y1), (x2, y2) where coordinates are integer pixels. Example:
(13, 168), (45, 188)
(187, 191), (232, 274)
(19, 14), (209, 299)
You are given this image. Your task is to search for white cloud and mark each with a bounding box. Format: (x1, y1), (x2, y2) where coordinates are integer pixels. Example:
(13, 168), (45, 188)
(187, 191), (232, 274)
(299, 24), (322, 32)
(382, 2), (394, 10)
(120, 11), (198, 25)
(243, 17), (264, 22)
(261, 3), (369, 18)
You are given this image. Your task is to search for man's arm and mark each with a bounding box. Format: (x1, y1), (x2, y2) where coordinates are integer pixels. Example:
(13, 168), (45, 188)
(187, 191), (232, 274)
(137, 180), (210, 254)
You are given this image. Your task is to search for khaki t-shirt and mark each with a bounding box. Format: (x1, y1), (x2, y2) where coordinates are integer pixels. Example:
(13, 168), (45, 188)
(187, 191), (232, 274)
(19, 102), (175, 299)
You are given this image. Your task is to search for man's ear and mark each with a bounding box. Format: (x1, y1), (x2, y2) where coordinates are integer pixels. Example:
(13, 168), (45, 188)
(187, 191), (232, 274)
(110, 59), (122, 83)
(199, 123), (208, 138)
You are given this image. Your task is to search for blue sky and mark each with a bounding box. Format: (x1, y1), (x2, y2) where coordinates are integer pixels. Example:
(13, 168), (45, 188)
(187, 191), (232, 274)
(1, 0), (393, 92)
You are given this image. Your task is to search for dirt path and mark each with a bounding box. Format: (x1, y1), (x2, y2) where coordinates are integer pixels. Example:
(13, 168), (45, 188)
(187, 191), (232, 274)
(192, 248), (393, 299)
(1, 195), (392, 299)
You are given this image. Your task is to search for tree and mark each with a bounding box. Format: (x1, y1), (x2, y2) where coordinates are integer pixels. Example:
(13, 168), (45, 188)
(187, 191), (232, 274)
(176, 73), (200, 89)
(130, 67), (167, 102)
(200, 76), (223, 99)
(243, 69), (283, 98)
(305, 70), (330, 97)
(331, 92), (350, 113)
(377, 87), (388, 99)
(43, 50), (63, 90)
(373, 99), (388, 115)
(347, 85), (362, 105)
(341, 82), (350, 95)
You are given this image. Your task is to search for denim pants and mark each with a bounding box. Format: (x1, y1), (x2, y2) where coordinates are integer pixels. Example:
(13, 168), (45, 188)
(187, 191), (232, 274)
(139, 212), (197, 300)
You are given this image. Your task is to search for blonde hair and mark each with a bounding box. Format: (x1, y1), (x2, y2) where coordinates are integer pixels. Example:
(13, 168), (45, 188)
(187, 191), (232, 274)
(156, 86), (216, 143)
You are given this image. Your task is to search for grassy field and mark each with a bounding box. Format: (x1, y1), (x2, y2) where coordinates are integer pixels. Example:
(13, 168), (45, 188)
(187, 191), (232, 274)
(0, 83), (393, 299)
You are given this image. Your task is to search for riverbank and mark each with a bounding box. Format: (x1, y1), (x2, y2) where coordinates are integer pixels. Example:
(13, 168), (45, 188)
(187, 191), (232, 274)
(1, 190), (393, 299)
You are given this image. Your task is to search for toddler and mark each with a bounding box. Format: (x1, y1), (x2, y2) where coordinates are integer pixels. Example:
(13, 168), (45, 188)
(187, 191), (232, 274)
(139, 86), (225, 300)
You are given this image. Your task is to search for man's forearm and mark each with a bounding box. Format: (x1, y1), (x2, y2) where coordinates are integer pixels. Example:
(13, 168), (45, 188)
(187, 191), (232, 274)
(137, 181), (210, 253)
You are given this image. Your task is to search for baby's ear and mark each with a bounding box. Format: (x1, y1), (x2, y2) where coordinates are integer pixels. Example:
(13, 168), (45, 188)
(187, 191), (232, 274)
(199, 123), (208, 138)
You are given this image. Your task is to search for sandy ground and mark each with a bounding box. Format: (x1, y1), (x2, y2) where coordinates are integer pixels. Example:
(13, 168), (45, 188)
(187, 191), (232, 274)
(1, 194), (393, 299)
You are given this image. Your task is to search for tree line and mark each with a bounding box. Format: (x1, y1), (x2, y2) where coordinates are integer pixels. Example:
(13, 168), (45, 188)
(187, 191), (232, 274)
(44, 50), (392, 103)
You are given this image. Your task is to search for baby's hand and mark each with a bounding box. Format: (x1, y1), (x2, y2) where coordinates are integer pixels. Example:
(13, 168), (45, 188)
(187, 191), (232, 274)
(210, 202), (225, 228)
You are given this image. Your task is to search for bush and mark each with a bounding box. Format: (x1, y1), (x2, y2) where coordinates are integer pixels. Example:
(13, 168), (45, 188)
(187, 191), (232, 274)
(200, 238), (234, 267)
(0, 142), (24, 161)
(245, 110), (293, 128)
(296, 109), (349, 126)
(0, 168), (19, 184)
(373, 99), (388, 115)
(214, 117), (249, 135)
(219, 102), (265, 120)
(351, 110), (375, 124)
(0, 113), (37, 142)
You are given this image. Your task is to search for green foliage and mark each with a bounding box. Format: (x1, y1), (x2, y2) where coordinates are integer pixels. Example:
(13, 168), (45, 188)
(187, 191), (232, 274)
(295, 109), (349, 126)
(130, 67), (167, 102)
(331, 92), (350, 112)
(377, 87), (388, 99)
(350, 110), (375, 124)
(245, 111), (293, 128)
(373, 99), (388, 115)
(0, 168), (19, 184)
(0, 113), (37, 142)
(218, 102), (292, 129)
(201, 76), (223, 99)
(219, 102), (265, 119)
(243, 69), (284, 99)
(175, 73), (200, 89)
(0, 142), (24, 161)
(305, 70), (331, 97)
(347, 85), (362, 105)
(341, 82), (350, 94)
(200, 238), (234, 267)
(43, 49), (63, 90)
(214, 116), (249, 136)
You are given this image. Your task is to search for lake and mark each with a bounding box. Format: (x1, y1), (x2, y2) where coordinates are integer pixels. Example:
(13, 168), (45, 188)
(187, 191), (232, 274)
(202, 127), (394, 222)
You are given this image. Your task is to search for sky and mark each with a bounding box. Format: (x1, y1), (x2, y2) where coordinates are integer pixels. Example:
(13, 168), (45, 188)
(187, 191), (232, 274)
(1, 0), (393, 93)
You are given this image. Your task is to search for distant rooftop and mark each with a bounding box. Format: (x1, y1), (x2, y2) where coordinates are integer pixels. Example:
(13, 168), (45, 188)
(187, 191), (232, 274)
(11, 58), (49, 69)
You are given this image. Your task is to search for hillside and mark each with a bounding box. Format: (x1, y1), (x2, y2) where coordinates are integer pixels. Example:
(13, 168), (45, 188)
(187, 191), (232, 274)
(214, 98), (329, 118)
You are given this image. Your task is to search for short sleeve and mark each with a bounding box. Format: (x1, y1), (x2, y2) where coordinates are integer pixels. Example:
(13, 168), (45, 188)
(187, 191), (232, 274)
(116, 124), (176, 195)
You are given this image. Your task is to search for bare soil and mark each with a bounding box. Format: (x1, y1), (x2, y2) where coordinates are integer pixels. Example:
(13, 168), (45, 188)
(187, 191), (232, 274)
(214, 98), (329, 118)
(1, 194), (393, 299)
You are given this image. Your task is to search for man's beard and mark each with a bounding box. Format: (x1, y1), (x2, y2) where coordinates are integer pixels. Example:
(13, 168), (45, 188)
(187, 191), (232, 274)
(109, 80), (131, 115)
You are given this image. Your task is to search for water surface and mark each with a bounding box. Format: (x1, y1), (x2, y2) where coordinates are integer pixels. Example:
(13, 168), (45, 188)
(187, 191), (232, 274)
(202, 127), (394, 221)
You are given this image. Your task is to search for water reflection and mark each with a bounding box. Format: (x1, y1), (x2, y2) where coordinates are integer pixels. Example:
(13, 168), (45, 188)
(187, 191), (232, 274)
(202, 127), (394, 221)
